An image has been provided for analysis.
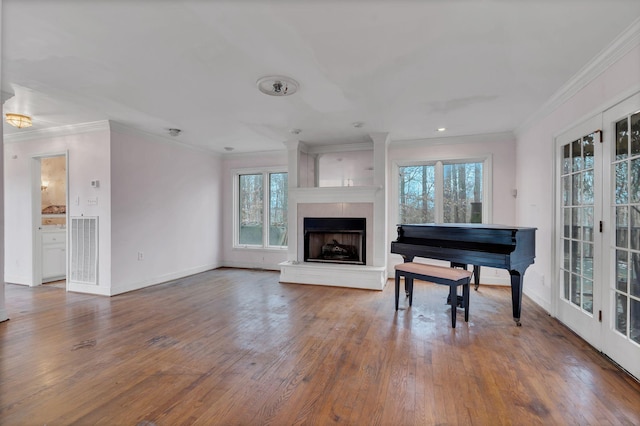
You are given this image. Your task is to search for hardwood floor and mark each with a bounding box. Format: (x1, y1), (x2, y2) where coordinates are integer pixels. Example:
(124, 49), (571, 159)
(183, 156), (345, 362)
(2, 268), (639, 425)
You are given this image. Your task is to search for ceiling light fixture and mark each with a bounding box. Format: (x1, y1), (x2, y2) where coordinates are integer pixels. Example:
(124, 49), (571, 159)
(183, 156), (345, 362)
(290, 128), (301, 135)
(168, 128), (181, 137)
(257, 75), (299, 97)
(352, 121), (364, 128)
(224, 147), (234, 152)
(5, 113), (32, 129)
(437, 127), (446, 132)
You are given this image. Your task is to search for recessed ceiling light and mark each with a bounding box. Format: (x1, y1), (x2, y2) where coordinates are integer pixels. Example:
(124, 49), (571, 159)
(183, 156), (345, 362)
(437, 127), (446, 132)
(352, 121), (365, 128)
(168, 128), (181, 136)
(224, 147), (234, 152)
(256, 75), (299, 96)
(290, 128), (301, 135)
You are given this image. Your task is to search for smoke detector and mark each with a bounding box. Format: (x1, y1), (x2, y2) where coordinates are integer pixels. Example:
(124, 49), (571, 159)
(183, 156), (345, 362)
(257, 75), (299, 97)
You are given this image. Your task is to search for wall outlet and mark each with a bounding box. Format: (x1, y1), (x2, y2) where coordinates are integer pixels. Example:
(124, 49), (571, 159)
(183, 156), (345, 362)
(137, 252), (144, 261)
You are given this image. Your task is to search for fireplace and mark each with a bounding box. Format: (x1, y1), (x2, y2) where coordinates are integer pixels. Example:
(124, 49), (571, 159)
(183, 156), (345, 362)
(304, 217), (366, 265)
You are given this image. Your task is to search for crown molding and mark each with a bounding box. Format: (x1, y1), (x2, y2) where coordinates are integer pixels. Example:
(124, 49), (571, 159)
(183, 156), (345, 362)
(392, 131), (515, 149)
(3, 120), (110, 144)
(516, 16), (640, 136)
(305, 141), (373, 155)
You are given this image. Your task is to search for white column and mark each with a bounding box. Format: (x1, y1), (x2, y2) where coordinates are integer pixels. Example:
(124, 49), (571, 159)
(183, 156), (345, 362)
(283, 139), (303, 262)
(370, 132), (390, 270)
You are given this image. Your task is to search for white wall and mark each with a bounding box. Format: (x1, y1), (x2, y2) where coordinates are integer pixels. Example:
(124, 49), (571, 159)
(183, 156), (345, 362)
(4, 125), (112, 293)
(387, 132), (518, 284)
(516, 43), (640, 312)
(109, 125), (222, 295)
(221, 151), (288, 270)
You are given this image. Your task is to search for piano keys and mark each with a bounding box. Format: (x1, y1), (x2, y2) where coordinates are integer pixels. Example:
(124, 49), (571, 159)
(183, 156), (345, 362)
(391, 223), (536, 326)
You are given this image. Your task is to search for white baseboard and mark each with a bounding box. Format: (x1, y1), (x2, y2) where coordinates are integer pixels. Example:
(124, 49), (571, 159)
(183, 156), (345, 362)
(109, 263), (221, 296)
(221, 260), (281, 271)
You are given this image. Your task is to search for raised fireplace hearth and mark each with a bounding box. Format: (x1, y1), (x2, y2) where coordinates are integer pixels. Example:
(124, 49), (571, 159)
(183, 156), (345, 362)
(304, 217), (366, 265)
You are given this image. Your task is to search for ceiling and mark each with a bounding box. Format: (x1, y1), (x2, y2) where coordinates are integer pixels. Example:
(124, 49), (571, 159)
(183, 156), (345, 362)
(3, 1), (640, 154)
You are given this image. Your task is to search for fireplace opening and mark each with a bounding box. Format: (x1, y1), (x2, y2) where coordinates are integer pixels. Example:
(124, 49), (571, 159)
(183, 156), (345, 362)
(304, 218), (366, 265)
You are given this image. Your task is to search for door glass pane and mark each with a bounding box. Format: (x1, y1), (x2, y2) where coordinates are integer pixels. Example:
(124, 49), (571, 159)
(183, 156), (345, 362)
(563, 271), (571, 300)
(616, 250), (628, 292)
(572, 174), (581, 205)
(583, 133), (595, 169)
(562, 176), (571, 206)
(631, 206), (640, 251)
(616, 118), (628, 160)
(582, 170), (594, 205)
(572, 240), (581, 274)
(583, 207), (594, 242)
(239, 174), (263, 245)
(572, 139), (582, 171)
(571, 274), (580, 306)
(563, 208), (571, 238)
(615, 162), (628, 204)
(631, 112), (640, 156)
(564, 239), (570, 270)
(572, 208), (580, 239)
(583, 278), (593, 314)
(583, 242), (593, 280)
(562, 144), (571, 174)
(616, 206), (628, 248)
(615, 293), (627, 335)
(631, 252), (639, 298)
(631, 298), (640, 344)
(631, 158), (640, 203)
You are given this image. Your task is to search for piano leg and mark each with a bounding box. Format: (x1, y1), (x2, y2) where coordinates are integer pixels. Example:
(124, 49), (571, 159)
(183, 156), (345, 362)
(472, 265), (480, 291)
(510, 270), (523, 326)
(402, 257), (414, 297)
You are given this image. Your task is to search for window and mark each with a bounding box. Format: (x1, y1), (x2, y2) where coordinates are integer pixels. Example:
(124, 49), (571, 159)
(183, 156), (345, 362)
(235, 168), (288, 248)
(397, 158), (488, 224)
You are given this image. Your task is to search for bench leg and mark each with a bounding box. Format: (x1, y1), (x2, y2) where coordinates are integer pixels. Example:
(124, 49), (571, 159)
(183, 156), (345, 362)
(449, 284), (457, 328)
(463, 281), (470, 322)
(407, 277), (414, 307)
(395, 272), (400, 311)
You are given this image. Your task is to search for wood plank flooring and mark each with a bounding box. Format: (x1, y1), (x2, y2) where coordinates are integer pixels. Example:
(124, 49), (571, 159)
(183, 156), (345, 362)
(1, 268), (639, 425)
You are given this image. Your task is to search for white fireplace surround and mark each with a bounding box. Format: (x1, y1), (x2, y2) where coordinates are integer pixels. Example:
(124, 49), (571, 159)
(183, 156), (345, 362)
(279, 135), (390, 290)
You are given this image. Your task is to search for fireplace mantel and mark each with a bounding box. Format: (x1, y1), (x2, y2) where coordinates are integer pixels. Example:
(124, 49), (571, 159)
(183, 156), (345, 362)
(281, 134), (390, 291)
(289, 185), (381, 204)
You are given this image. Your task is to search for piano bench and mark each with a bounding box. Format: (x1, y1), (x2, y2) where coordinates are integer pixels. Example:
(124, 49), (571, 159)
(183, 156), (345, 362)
(394, 262), (472, 328)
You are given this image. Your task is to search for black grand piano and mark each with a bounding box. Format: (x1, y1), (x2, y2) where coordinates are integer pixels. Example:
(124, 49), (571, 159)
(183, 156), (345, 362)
(391, 223), (536, 326)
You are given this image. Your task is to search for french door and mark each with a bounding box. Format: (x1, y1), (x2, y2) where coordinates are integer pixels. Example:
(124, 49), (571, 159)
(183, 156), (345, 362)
(556, 93), (640, 379)
(602, 93), (640, 379)
(556, 114), (603, 347)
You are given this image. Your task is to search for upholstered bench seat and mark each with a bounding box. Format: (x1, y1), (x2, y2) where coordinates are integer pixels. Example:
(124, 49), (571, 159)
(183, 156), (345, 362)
(394, 262), (472, 328)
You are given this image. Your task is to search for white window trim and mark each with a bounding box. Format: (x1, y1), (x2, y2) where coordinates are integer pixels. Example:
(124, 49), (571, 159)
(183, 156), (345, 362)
(391, 154), (493, 225)
(232, 166), (288, 250)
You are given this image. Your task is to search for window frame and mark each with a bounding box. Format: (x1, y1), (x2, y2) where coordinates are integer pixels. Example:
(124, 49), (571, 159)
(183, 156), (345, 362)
(232, 166), (288, 250)
(392, 154), (492, 225)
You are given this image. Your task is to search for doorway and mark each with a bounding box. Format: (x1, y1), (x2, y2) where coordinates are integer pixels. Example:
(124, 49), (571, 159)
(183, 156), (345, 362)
(554, 92), (640, 379)
(33, 153), (68, 287)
